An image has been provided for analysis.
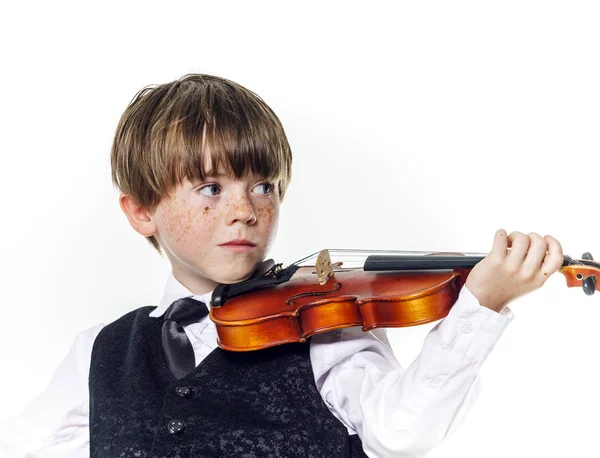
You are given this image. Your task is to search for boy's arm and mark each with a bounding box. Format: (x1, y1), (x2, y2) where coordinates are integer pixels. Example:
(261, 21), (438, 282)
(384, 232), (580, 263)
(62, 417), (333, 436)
(311, 286), (512, 458)
(0, 323), (103, 458)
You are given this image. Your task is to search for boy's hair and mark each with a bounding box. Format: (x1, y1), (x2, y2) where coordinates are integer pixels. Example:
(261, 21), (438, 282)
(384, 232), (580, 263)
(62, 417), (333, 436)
(110, 74), (292, 253)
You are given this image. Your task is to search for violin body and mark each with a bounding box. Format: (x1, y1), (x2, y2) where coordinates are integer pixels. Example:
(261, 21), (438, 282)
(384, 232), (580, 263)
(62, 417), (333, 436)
(211, 264), (471, 352)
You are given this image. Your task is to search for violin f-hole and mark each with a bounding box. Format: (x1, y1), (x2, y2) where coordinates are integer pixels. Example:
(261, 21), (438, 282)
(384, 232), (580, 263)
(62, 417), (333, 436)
(286, 283), (342, 306)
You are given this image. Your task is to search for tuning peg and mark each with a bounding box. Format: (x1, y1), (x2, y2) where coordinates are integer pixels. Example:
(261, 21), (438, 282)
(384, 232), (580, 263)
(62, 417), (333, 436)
(582, 275), (596, 296)
(582, 252), (594, 260)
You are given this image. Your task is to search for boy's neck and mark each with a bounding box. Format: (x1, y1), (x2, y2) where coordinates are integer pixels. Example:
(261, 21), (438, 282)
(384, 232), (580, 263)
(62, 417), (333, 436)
(171, 268), (219, 296)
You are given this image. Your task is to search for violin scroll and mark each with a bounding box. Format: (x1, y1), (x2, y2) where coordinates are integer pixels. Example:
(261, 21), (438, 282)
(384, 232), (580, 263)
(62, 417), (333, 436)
(560, 253), (599, 296)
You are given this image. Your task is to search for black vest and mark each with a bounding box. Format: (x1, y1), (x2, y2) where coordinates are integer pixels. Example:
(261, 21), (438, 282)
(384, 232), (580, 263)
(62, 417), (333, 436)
(89, 306), (368, 458)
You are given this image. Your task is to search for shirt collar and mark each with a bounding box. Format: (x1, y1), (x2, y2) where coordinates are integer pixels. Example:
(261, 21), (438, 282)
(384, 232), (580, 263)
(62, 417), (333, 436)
(149, 272), (214, 318)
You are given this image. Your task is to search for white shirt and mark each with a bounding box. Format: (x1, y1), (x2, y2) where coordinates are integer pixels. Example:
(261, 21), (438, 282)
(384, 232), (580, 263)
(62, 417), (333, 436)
(0, 273), (512, 458)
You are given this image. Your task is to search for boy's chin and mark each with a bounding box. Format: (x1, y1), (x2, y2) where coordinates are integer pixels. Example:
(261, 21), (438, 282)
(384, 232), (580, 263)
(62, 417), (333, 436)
(215, 259), (274, 285)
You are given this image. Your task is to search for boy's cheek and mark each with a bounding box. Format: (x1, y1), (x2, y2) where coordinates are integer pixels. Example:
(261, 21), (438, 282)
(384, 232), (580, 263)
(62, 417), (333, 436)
(257, 200), (279, 223)
(155, 205), (211, 246)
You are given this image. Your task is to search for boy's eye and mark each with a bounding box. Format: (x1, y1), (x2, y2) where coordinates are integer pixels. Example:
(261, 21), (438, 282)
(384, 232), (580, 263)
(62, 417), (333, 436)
(253, 182), (275, 195)
(198, 184), (221, 196)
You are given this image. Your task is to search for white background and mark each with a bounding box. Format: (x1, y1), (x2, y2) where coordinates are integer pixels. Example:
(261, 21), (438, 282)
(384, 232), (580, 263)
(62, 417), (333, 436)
(1, 1), (599, 457)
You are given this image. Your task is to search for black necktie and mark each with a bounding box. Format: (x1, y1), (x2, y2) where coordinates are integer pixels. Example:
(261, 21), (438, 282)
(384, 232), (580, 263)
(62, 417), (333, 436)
(161, 297), (209, 379)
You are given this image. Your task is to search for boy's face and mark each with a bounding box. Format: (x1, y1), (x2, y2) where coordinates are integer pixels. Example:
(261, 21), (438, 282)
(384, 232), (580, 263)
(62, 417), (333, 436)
(147, 165), (280, 294)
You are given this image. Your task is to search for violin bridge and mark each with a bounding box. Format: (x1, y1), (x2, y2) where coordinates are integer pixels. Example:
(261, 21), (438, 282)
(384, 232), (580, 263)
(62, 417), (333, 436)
(316, 249), (337, 285)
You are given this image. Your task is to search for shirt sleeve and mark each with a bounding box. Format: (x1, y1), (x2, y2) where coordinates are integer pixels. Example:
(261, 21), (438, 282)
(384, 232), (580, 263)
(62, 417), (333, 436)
(310, 286), (513, 458)
(0, 323), (103, 458)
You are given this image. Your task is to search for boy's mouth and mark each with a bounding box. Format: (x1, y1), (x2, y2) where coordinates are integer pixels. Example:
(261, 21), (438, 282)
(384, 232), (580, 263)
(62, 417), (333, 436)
(219, 239), (256, 253)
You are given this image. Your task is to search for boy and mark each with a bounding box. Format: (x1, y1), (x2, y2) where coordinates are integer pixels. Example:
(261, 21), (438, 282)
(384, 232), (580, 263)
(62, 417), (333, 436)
(0, 74), (563, 457)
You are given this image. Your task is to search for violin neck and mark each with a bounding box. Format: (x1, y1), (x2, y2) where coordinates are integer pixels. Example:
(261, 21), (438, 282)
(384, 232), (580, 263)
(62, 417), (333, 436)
(364, 255), (572, 271)
(364, 255), (484, 271)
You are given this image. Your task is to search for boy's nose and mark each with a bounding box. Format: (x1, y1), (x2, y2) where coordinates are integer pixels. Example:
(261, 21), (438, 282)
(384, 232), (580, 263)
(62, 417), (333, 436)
(228, 194), (257, 225)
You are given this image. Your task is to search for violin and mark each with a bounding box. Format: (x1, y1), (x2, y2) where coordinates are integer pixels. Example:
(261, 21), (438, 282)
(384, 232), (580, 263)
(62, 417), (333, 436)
(209, 249), (599, 352)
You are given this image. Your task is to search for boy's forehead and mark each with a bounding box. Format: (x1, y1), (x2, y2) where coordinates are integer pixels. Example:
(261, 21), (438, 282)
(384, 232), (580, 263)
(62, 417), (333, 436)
(201, 151), (214, 173)
(200, 151), (237, 176)
(199, 153), (271, 179)
(185, 146), (279, 182)
(201, 160), (233, 178)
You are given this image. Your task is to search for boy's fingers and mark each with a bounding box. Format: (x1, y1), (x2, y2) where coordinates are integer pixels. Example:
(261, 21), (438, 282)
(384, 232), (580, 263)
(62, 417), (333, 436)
(541, 235), (564, 276)
(489, 229), (509, 259)
(506, 231), (530, 267)
(522, 232), (547, 272)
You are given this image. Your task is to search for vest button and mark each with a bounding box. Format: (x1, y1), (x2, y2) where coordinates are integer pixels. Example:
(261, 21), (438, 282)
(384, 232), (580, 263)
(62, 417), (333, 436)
(167, 419), (185, 435)
(175, 386), (192, 398)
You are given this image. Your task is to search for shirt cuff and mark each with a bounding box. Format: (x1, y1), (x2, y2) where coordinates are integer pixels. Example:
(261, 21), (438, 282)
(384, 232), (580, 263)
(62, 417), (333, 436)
(434, 286), (514, 363)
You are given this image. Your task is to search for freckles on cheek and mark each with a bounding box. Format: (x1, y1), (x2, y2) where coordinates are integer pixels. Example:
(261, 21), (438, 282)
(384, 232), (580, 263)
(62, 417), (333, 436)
(158, 196), (219, 250)
(162, 200), (196, 244)
(180, 205), (217, 247)
(257, 205), (276, 223)
(192, 206), (216, 245)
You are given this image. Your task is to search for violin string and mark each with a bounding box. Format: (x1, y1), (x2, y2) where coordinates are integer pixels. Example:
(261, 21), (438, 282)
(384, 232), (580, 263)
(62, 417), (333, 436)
(291, 248), (489, 267)
(292, 250), (589, 268)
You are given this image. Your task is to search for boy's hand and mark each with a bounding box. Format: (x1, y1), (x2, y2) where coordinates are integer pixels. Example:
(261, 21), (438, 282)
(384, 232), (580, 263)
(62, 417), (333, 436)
(465, 229), (564, 312)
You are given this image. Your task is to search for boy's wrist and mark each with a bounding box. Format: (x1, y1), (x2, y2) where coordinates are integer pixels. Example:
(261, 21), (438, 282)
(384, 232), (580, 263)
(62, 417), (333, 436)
(464, 281), (507, 314)
(477, 296), (507, 314)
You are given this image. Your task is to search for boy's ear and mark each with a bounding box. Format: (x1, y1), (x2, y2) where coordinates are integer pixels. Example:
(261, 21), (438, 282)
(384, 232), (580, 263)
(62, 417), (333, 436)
(119, 193), (157, 237)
